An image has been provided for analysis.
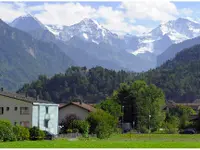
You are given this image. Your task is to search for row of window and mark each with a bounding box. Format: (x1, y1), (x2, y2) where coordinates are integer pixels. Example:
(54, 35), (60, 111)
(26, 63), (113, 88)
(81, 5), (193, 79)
(0, 107), (29, 115)
(14, 121), (30, 127)
(14, 120), (48, 128)
(0, 106), (49, 115)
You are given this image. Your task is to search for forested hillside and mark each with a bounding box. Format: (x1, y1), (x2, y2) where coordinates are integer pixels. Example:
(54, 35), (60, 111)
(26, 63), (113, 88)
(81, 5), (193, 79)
(17, 66), (137, 103)
(17, 44), (200, 103)
(142, 44), (200, 103)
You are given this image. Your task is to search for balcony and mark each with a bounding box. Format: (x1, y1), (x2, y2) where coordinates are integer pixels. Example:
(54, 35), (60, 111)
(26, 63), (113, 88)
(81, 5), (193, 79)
(44, 114), (50, 120)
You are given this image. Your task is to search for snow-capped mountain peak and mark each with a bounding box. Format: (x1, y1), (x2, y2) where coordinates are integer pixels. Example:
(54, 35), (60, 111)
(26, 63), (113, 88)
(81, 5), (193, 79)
(80, 18), (104, 30)
(46, 18), (118, 44)
(10, 14), (47, 32)
(149, 17), (200, 41)
(131, 18), (200, 57)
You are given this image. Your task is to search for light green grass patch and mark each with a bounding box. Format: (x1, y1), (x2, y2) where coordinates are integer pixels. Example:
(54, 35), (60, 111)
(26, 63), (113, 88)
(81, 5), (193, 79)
(1, 134), (200, 148)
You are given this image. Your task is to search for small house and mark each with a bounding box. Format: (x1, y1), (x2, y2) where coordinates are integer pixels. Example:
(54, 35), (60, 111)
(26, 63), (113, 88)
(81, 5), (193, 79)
(59, 102), (96, 123)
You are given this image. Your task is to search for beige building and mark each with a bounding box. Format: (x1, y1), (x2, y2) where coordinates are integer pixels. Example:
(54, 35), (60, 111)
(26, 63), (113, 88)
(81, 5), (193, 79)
(0, 90), (59, 135)
(59, 102), (96, 123)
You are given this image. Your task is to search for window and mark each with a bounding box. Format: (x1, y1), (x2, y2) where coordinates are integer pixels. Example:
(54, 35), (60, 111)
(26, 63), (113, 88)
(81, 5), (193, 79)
(46, 106), (48, 114)
(20, 107), (29, 115)
(44, 119), (49, 128)
(6, 107), (9, 111)
(14, 107), (17, 111)
(14, 122), (17, 126)
(0, 107), (4, 115)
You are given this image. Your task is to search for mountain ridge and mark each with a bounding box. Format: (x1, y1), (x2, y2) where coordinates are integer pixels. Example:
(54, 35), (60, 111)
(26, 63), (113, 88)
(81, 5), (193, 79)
(0, 19), (74, 91)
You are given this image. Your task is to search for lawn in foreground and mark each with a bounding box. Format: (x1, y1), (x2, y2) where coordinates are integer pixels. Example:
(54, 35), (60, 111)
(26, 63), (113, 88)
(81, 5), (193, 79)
(1, 134), (200, 148)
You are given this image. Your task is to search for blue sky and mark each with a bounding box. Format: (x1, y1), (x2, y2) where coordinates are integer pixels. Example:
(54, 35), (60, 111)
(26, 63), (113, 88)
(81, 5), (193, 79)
(0, 1), (199, 35)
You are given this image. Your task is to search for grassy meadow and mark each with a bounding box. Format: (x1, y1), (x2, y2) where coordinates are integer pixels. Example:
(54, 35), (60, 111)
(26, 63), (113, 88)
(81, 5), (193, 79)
(1, 134), (200, 148)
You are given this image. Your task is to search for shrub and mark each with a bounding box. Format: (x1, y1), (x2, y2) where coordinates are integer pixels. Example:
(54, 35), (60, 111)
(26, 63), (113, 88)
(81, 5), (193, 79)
(13, 125), (22, 141)
(21, 127), (30, 140)
(39, 130), (45, 140)
(163, 115), (180, 134)
(13, 125), (30, 141)
(29, 126), (45, 140)
(86, 109), (117, 139)
(66, 129), (73, 133)
(72, 128), (79, 133)
(163, 122), (179, 134)
(70, 120), (90, 137)
(95, 121), (112, 139)
(140, 126), (149, 133)
(60, 114), (80, 133)
(0, 120), (15, 141)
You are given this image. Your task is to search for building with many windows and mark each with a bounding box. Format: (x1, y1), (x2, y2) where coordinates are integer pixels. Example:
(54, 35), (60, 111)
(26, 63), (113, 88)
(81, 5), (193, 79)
(0, 90), (59, 135)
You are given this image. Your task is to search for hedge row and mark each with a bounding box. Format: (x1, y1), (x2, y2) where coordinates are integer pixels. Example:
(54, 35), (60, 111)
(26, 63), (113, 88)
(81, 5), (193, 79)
(0, 120), (45, 142)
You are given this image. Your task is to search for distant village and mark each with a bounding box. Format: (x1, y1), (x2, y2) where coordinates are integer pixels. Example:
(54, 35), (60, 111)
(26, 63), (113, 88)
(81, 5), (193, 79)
(0, 87), (199, 136)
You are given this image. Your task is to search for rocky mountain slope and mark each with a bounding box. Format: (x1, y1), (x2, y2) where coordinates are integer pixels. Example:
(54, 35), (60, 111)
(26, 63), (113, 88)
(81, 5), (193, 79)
(0, 19), (74, 91)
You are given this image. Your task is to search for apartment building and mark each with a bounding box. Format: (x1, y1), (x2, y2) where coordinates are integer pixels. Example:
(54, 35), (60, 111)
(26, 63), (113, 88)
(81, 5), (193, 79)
(0, 90), (59, 135)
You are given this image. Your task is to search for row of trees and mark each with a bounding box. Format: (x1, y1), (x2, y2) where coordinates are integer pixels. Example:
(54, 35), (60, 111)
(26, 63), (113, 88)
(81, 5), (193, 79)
(98, 80), (165, 133)
(98, 80), (198, 134)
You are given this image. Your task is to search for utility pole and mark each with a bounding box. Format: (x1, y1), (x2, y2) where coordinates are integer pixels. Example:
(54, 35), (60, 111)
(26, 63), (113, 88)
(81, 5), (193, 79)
(121, 105), (124, 131)
(149, 113), (151, 133)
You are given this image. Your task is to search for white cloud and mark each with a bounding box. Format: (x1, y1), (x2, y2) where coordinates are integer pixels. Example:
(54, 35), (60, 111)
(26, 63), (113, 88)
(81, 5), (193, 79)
(180, 8), (193, 16)
(121, 0), (179, 22)
(0, 1), (179, 35)
(0, 3), (26, 22)
(30, 2), (156, 35)
(35, 3), (96, 26)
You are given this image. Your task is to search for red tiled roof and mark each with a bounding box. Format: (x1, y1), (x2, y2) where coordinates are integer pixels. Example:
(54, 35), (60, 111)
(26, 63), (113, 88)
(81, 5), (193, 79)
(59, 102), (96, 112)
(59, 103), (66, 108)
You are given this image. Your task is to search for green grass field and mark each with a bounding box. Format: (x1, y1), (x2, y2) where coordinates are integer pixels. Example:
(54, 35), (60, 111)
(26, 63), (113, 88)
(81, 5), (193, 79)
(1, 134), (200, 148)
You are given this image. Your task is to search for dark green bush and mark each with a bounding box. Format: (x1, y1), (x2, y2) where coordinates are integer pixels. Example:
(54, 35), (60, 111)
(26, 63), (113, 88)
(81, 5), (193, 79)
(60, 114), (80, 133)
(95, 121), (112, 139)
(70, 120), (90, 137)
(86, 109), (117, 139)
(66, 129), (73, 133)
(72, 128), (79, 133)
(29, 126), (45, 140)
(0, 120), (15, 141)
(140, 126), (149, 133)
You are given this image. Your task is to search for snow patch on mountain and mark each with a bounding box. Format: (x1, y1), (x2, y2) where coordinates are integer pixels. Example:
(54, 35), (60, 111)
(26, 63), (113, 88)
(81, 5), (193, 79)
(83, 33), (88, 40)
(131, 18), (200, 56)
(45, 24), (63, 36)
(46, 18), (119, 45)
(92, 39), (99, 44)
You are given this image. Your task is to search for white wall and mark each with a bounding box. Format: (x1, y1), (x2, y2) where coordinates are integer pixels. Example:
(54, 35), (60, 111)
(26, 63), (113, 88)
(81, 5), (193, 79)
(32, 103), (59, 135)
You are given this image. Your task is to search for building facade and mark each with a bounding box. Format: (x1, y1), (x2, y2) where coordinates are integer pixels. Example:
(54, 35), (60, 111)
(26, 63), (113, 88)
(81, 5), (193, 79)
(59, 102), (95, 123)
(0, 91), (59, 135)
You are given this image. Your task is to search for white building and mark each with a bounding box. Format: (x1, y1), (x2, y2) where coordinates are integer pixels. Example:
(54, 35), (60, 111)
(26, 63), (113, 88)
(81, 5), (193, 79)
(0, 90), (59, 135)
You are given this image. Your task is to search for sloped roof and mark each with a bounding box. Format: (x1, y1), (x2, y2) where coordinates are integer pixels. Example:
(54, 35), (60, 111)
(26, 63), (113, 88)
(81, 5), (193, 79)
(0, 91), (54, 104)
(59, 102), (96, 112)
